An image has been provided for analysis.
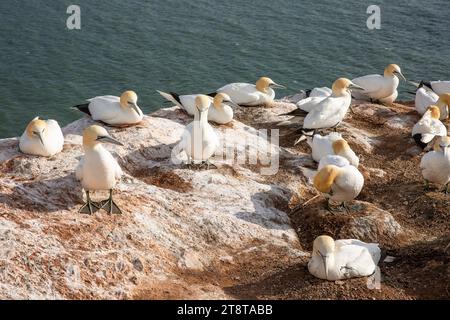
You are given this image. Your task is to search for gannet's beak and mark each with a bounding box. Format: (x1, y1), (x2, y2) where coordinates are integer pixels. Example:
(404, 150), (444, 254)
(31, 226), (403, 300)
(98, 135), (124, 146)
(348, 83), (365, 91)
(270, 83), (286, 89)
(322, 256), (329, 279)
(130, 102), (140, 115)
(395, 71), (406, 81)
(442, 146), (450, 158)
(225, 100), (240, 109)
(36, 132), (44, 146)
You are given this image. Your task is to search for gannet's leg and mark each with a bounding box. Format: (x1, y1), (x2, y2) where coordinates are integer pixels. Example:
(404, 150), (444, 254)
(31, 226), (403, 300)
(326, 199), (343, 213)
(100, 189), (123, 214)
(79, 190), (100, 214)
(204, 159), (217, 170)
(441, 183), (449, 195)
(185, 156), (193, 169)
(423, 179), (430, 191)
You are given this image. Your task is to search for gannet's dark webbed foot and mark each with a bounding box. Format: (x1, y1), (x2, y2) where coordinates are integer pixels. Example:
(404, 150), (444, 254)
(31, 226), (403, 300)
(101, 189), (123, 214)
(424, 179), (430, 191)
(79, 190), (100, 214)
(440, 183), (450, 195)
(203, 159), (217, 170)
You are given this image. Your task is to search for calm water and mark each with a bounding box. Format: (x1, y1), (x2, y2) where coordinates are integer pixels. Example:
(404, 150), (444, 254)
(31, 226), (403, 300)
(0, 0), (449, 138)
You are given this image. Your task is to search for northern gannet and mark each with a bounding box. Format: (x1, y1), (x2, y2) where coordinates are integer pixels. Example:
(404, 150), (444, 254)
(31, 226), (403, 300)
(318, 155), (350, 170)
(307, 132), (343, 163)
(313, 163), (364, 211)
(211, 77), (285, 106)
(352, 64), (406, 103)
(412, 106), (447, 149)
(308, 235), (381, 281)
(415, 86), (439, 115)
(284, 87), (332, 116)
(419, 80), (450, 95)
(19, 117), (64, 157)
(280, 78), (364, 145)
(330, 139), (359, 167)
(73, 90), (143, 126)
(420, 136), (450, 193)
(76, 125), (124, 214)
(157, 91), (239, 124)
(172, 95), (219, 168)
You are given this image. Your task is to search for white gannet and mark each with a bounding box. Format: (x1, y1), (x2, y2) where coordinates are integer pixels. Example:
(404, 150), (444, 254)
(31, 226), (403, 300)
(308, 235), (381, 281)
(412, 106), (447, 149)
(212, 77), (285, 106)
(419, 80), (450, 95)
(172, 95), (219, 168)
(352, 64), (406, 103)
(75, 125), (124, 214)
(415, 86), (439, 115)
(313, 163), (364, 211)
(19, 117), (64, 157)
(292, 87), (332, 114)
(318, 155), (350, 170)
(330, 139), (359, 167)
(420, 136), (450, 193)
(435, 94), (450, 120)
(157, 91), (239, 124)
(307, 132), (343, 163)
(73, 90), (143, 126)
(310, 87), (332, 98)
(283, 78), (364, 145)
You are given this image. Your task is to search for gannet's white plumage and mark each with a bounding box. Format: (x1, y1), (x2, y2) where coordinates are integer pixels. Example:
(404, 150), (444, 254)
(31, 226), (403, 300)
(435, 94), (450, 120)
(215, 77), (285, 106)
(157, 91), (238, 124)
(318, 155), (350, 170)
(308, 235), (381, 281)
(420, 136), (450, 188)
(307, 132), (343, 163)
(19, 117), (64, 157)
(352, 64), (405, 103)
(313, 164), (364, 203)
(173, 95), (219, 164)
(412, 106), (447, 147)
(423, 81), (450, 95)
(297, 87), (332, 113)
(415, 87), (439, 115)
(74, 91), (143, 125)
(76, 125), (125, 214)
(310, 87), (332, 98)
(331, 139), (359, 167)
(302, 78), (362, 129)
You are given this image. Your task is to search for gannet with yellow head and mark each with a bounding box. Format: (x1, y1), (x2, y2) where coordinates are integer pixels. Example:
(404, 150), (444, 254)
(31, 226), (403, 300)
(313, 163), (364, 211)
(172, 95), (219, 168)
(412, 105), (447, 149)
(308, 235), (381, 281)
(318, 139), (359, 169)
(352, 64), (406, 103)
(307, 132), (343, 163)
(157, 91), (239, 124)
(73, 90), (143, 126)
(420, 136), (450, 193)
(75, 125), (124, 214)
(19, 116), (64, 157)
(212, 76), (285, 106)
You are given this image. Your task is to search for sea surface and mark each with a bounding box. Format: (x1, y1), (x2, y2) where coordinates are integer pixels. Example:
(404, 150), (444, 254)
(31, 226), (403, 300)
(0, 0), (449, 138)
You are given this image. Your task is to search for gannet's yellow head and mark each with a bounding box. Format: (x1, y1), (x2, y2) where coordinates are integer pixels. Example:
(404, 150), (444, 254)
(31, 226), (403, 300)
(26, 117), (47, 145)
(313, 165), (340, 193)
(332, 139), (350, 155)
(195, 94), (211, 113)
(312, 235), (335, 279)
(119, 90), (140, 114)
(384, 64), (406, 80)
(434, 136), (450, 154)
(427, 105), (441, 120)
(82, 125), (124, 149)
(438, 93), (450, 107)
(255, 77), (285, 93)
(331, 78), (364, 96)
(213, 92), (239, 109)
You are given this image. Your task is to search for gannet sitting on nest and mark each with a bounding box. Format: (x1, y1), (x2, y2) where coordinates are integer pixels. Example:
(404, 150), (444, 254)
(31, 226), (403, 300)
(73, 90), (143, 126)
(412, 106), (447, 149)
(308, 235), (381, 281)
(172, 95), (219, 168)
(76, 125), (124, 214)
(278, 78), (364, 145)
(351, 64), (406, 103)
(313, 163), (364, 211)
(209, 77), (285, 107)
(157, 91), (239, 124)
(19, 117), (64, 157)
(420, 136), (450, 193)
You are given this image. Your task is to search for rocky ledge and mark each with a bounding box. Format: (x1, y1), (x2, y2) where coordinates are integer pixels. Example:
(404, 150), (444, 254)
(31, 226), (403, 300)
(0, 96), (447, 299)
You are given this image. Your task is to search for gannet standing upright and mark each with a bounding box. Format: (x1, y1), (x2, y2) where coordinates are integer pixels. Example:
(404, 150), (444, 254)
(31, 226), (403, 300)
(352, 64), (406, 103)
(73, 90), (143, 126)
(19, 117), (64, 157)
(211, 77), (285, 106)
(76, 125), (124, 214)
(308, 235), (381, 281)
(313, 163), (364, 211)
(172, 95), (219, 168)
(412, 106), (447, 149)
(157, 91), (239, 124)
(420, 136), (450, 193)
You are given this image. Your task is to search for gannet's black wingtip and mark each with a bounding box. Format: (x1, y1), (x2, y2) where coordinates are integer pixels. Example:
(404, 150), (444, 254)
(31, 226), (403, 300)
(72, 103), (91, 116)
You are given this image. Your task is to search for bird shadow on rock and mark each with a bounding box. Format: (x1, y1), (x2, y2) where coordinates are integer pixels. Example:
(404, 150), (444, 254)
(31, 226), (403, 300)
(0, 174), (82, 213)
(234, 186), (293, 231)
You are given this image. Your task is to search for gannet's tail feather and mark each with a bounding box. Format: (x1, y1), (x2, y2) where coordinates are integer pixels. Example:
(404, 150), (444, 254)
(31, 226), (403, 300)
(157, 90), (184, 110)
(71, 103), (91, 116)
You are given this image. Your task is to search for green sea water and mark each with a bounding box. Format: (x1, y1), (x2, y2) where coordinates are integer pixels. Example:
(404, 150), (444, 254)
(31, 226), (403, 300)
(0, 0), (449, 138)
